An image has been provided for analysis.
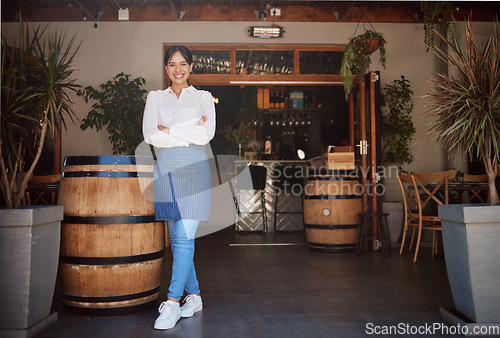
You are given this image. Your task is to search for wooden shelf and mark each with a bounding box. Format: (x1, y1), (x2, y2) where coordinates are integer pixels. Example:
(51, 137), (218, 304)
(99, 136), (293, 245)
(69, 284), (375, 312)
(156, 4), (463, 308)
(261, 108), (322, 112)
(164, 44), (345, 88)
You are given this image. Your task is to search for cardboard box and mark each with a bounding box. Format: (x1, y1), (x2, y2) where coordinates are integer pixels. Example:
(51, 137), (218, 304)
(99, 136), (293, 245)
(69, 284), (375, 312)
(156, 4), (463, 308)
(263, 88), (270, 109)
(290, 90), (303, 109)
(328, 152), (355, 170)
(257, 88), (264, 109)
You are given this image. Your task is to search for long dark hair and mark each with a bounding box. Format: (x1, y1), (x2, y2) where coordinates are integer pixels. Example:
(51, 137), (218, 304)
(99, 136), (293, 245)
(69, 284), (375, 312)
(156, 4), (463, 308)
(164, 45), (193, 66)
(164, 45), (193, 86)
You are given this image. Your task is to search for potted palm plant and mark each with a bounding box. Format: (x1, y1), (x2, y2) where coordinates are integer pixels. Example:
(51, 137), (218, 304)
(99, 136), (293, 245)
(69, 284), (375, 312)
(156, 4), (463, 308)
(425, 19), (500, 326)
(0, 16), (80, 336)
(341, 29), (387, 100)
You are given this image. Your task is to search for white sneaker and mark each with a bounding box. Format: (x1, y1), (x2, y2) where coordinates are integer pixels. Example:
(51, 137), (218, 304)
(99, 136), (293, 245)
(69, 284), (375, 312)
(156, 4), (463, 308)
(180, 294), (203, 318)
(154, 301), (180, 330)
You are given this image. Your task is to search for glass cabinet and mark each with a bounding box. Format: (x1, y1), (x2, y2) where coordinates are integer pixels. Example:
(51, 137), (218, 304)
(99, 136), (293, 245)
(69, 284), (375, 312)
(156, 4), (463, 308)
(162, 44), (345, 87)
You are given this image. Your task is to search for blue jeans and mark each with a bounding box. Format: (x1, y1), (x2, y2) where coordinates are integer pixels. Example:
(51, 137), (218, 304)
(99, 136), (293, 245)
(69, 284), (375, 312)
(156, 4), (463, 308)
(166, 219), (200, 301)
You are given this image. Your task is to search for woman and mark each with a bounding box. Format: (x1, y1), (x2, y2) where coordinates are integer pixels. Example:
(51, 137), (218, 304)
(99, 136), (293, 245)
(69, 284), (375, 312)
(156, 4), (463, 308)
(142, 45), (216, 330)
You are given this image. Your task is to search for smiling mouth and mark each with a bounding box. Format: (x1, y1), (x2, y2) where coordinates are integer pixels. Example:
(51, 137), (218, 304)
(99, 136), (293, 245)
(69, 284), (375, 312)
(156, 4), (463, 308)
(174, 74), (184, 79)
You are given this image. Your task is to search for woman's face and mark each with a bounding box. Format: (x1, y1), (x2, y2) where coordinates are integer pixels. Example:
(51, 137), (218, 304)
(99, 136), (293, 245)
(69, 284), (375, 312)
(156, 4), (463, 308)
(165, 51), (193, 87)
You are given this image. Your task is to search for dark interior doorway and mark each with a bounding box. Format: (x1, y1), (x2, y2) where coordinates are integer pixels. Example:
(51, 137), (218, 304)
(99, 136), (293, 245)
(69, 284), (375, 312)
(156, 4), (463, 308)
(199, 85), (349, 160)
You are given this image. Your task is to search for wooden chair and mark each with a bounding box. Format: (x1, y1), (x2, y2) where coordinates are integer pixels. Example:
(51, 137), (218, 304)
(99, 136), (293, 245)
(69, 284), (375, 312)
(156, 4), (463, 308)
(463, 165), (500, 203)
(25, 174), (61, 206)
(397, 174), (420, 259)
(405, 170), (456, 262)
(463, 174), (489, 203)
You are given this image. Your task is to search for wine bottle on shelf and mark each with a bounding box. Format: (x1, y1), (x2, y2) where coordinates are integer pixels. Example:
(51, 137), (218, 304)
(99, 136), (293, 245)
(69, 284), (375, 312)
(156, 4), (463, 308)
(270, 89), (275, 108)
(311, 93), (317, 109)
(258, 135), (277, 160)
(280, 90), (285, 108)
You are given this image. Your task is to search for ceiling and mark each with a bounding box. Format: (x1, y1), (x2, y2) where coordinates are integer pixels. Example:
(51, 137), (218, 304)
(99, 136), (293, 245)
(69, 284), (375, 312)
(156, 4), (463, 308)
(2, 1), (499, 23)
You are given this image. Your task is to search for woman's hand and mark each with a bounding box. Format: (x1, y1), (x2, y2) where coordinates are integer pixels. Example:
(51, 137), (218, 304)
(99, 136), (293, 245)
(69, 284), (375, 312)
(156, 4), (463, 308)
(158, 125), (170, 134)
(197, 115), (208, 126)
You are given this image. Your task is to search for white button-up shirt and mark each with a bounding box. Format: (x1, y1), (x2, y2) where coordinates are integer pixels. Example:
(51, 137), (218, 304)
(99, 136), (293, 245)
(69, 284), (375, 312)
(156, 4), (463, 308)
(142, 86), (216, 148)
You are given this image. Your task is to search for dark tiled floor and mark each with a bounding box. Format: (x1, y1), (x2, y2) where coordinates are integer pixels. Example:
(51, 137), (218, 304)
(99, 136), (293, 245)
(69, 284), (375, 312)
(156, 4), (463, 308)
(37, 228), (461, 338)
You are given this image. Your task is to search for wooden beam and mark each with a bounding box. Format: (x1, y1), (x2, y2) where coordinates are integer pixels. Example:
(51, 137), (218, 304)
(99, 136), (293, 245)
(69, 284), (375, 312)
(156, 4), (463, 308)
(72, 0), (97, 22)
(111, 0), (121, 9)
(168, 0), (185, 21)
(5, 3), (497, 23)
(336, 1), (354, 22)
(254, 0), (267, 21)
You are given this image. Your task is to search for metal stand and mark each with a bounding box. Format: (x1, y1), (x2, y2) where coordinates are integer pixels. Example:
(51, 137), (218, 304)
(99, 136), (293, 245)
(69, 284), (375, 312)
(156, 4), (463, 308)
(357, 212), (391, 255)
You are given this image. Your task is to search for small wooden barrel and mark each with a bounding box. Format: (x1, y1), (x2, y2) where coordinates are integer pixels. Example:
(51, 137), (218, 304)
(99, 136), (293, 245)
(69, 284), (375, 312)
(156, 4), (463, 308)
(303, 169), (362, 253)
(57, 156), (164, 317)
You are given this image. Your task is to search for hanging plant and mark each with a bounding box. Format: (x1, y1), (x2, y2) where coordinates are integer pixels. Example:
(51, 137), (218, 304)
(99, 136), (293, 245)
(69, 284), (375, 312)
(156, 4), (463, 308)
(421, 1), (456, 52)
(341, 29), (387, 100)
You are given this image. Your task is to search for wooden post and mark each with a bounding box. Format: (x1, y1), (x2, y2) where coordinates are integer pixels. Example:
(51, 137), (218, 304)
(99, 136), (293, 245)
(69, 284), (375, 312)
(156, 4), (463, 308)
(54, 120), (62, 174)
(369, 71), (378, 251)
(349, 91), (354, 148)
(359, 79), (368, 217)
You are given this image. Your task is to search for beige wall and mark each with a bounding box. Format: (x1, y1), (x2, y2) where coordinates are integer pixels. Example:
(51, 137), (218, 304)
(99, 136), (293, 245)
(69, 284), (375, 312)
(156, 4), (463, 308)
(1, 20), (493, 200)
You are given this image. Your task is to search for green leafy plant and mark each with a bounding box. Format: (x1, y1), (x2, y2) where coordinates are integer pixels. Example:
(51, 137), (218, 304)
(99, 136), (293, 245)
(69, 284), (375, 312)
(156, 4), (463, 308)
(426, 19), (499, 205)
(78, 73), (147, 155)
(239, 86), (258, 121)
(222, 122), (255, 155)
(0, 16), (80, 208)
(222, 86), (260, 155)
(381, 76), (416, 169)
(341, 29), (387, 100)
(421, 1), (457, 52)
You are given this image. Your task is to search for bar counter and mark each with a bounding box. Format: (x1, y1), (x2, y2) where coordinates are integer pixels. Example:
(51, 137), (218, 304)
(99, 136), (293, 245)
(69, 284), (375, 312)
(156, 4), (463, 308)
(234, 160), (307, 232)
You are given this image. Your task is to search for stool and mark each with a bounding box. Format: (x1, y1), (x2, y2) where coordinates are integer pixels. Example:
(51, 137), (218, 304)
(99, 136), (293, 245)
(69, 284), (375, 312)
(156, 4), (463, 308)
(272, 165), (304, 231)
(357, 213), (391, 255)
(235, 165), (268, 232)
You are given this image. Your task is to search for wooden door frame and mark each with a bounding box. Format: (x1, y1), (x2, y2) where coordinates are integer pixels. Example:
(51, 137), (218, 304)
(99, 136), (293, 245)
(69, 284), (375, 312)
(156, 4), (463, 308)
(352, 71), (380, 251)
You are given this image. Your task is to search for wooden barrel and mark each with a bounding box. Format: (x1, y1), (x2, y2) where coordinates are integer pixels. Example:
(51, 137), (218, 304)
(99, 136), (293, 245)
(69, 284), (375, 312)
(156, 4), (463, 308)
(303, 169), (362, 252)
(57, 156), (164, 317)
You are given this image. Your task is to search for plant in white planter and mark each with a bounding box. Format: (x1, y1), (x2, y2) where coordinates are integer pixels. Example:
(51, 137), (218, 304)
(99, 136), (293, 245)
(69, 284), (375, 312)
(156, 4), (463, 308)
(0, 16), (80, 336)
(426, 19), (500, 326)
(427, 21), (498, 204)
(1, 19), (80, 208)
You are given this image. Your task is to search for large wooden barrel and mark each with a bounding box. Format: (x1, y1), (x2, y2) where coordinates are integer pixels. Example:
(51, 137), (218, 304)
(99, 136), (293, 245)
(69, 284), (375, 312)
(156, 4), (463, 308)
(303, 169), (362, 252)
(57, 156), (164, 317)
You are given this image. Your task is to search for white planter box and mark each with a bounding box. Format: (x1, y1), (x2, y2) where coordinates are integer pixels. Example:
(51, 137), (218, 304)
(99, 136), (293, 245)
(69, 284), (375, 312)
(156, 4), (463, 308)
(0, 206), (63, 337)
(438, 204), (500, 324)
